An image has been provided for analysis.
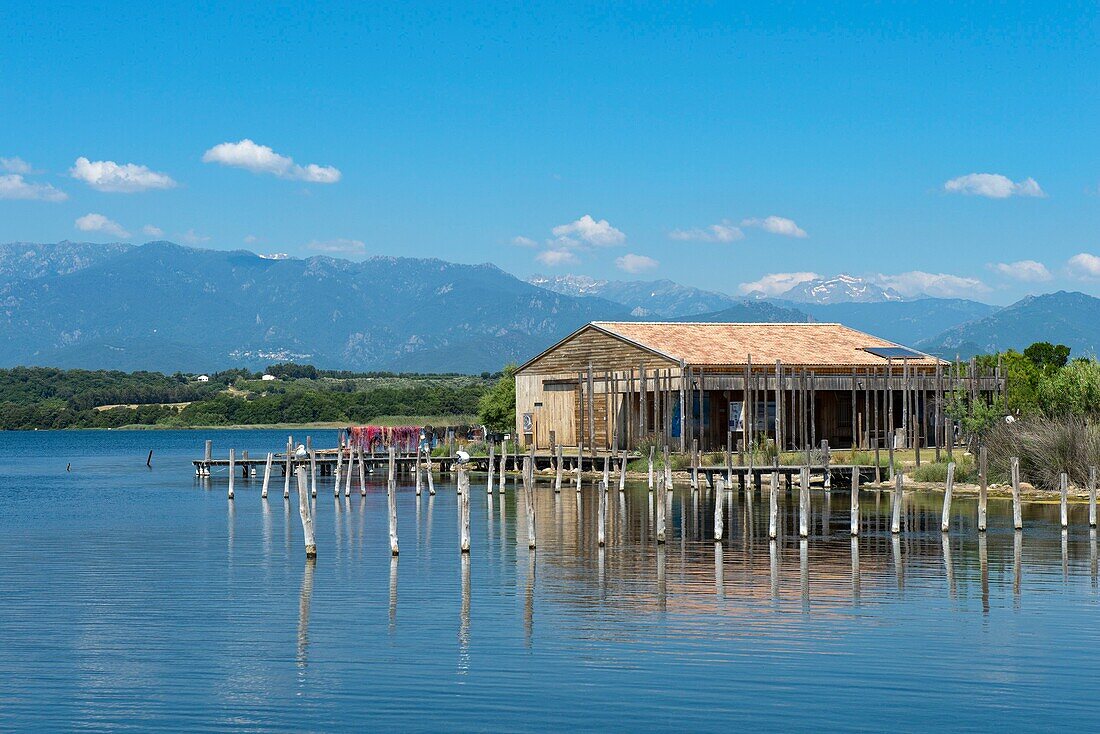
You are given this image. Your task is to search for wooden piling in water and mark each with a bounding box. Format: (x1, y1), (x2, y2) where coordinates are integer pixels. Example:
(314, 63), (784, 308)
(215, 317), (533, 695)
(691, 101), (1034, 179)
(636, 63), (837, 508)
(663, 445), (673, 492)
(388, 447), (399, 556)
(941, 462), (956, 533)
(500, 443), (507, 493)
(768, 468), (779, 540)
(977, 446), (988, 532)
(309, 450), (317, 498)
(295, 467), (316, 558)
(850, 465), (860, 536)
(597, 479), (607, 547)
(891, 472), (903, 534)
(714, 477), (725, 541)
(487, 442), (495, 494)
(554, 444), (563, 493)
(228, 448), (235, 500)
(458, 467), (471, 552)
(1011, 457), (1022, 530)
(656, 459), (667, 545)
(648, 446), (655, 490)
(619, 450), (627, 492)
(691, 439), (699, 491)
(283, 436), (292, 499)
(414, 444), (423, 496)
(261, 452), (273, 499)
(1090, 466), (1097, 528)
(334, 442), (343, 497)
(523, 456), (536, 549)
(798, 466), (809, 538)
(426, 452), (435, 496)
(1060, 471), (1069, 528)
(344, 446), (354, 497)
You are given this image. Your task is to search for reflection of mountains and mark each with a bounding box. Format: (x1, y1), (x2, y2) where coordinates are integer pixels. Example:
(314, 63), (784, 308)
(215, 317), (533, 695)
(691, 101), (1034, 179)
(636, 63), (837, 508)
(522, 483), (1098, 615)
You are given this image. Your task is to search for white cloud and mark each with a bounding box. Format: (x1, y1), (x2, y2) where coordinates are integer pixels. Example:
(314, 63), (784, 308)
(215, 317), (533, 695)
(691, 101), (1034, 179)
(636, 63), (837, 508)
(535, 248), (578, 267)
(0, 174), (67, 202)
(737, 271), (820, 296)
(306, 238), (366, 255)
(992, 260), (1052, 282)
(202, 139), (341, 183)
(0, 156), (32, 174)
(179, 229), (210, 245)
(669, 222), (744, 242)
(142, 225), (164, 237)
(943, 173), (1045, 199)
(244, 234), (259, 244)
(511, 236), (538, 248)
(615, 253), (659, 274)
(875, 271), (989, 298)
(74, 213), (129, 238)
(1068, 253), (1100, 279)
(550, 214), (625, 246)
(69, 156), (176, 193)
(741, 215), (807, 238)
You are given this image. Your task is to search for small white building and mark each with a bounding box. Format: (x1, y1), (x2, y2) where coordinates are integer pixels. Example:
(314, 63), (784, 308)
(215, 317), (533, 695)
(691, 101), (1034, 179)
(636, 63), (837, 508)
(261, 374), (277, 381)
(196, 374), (210, 383)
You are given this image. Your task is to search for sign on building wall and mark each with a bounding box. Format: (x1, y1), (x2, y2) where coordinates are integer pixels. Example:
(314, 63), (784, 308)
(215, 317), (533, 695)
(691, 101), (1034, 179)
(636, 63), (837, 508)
(522, 412), (533, 432)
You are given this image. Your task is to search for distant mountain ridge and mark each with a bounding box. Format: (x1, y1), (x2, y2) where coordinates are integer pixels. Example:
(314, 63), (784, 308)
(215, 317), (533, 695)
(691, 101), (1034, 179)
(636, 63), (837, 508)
(775, 274), (905, 304)
(528, 274), (740, 317)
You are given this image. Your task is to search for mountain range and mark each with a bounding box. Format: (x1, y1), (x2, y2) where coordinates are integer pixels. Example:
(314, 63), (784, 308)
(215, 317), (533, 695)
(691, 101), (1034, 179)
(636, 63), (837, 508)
(1, 241), (1097, 372)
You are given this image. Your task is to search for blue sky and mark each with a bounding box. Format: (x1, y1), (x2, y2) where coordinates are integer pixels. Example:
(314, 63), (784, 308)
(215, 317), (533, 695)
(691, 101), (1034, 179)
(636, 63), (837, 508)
(2, 1), (1098, 304)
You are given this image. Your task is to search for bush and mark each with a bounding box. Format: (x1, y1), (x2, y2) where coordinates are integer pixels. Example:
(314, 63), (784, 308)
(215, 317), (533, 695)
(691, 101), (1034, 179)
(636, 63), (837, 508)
(910, 456), (976, 483)
(986, 416), (1100, 490)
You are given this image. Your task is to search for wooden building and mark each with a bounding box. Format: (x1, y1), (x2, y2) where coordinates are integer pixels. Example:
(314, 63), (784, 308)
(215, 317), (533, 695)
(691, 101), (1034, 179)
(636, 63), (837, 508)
(514, 321), (1002, 454)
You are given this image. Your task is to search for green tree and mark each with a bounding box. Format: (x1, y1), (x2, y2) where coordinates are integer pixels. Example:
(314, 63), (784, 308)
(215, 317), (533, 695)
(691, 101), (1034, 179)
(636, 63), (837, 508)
(478, 364), (517, 432)
(1024, 342), (1071, 373)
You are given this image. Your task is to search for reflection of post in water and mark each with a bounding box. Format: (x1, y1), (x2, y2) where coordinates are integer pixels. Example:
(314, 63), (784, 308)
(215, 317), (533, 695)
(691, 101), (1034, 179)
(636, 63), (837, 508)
(715, 542), (724, 599)
(769, 539), (779, 601)
(979, 532), (989, 614)
(850, 536), (860, 603)
(656, 545), (667, 612)
(1091, 529), (1097, 588)
(525, 549), (535, 646)
(942, 531), (955, 599)
(389, 556), (398, 631)
(799, 538), (809, 612)
(486, 491), (495, 547)
(597, 546), (606, 598)
(892, 534), (903, 593)
(262, 496), (271, 561)
(297, 558), (316, 675)
(227, 497), (236, 560)
(1013, 530), (1022, 603)
(1062, 530), (1069, 583)
(459, 553), (471, 671)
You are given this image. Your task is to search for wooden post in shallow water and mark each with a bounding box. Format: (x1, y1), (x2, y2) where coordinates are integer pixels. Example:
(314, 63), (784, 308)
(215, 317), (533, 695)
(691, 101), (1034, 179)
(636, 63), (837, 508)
(426, 452), (435, 496)
(358, 446), (366, 497)
(714, 477), (725, 541)
(978, 446), (988, 532)
(798, 466), (809, 538)
(648, 446), (655, 491)
(487, 443), (495, 494)
(458, 467), (471, 553)
(344, 447), (354, 497)
(1011, 457), (1022, 530)
(575, 444), (582, 492)
(554, 445), (563, 493)
(850, 466), (860, 536)
(691, 439), (699, 491)
(1060, 472), (1069, 529)
(334, 443), (343, 497)
(891, 472), (903, 534)
(655, 461), (667, 544)
(227, 449), (236, 500)
(261, 452), (273, 499)
(619, 450), (627, 492)
(388, 447), (399, 556)
(283, 436), (292, 499)
(414, 445), (423, 496)
(295, 467), (316, 558)
(597, 480), (607, 547)
(1089, 466), (1097, 528)
(309, 450), (317, 498)
(941, 462), (956, 534)
(768, 468), (779, 540)
(499, 443), (507, 494)
(523, 456), (536, 549)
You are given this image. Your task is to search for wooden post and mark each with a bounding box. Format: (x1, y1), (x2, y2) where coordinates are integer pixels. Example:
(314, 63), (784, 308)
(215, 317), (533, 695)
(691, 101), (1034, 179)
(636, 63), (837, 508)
(648, 445), (655, 491)
(941, 462), (956, 533)
(1090, 466), (1098, 528)
(554, 444), (563, 493)
(913, 415), (921, 468)
(714, 477), (725, 541)
(426, 451), (435, 496)
(873, 370), (881, 483)
(295, 467), (316, 558)
(597, 479), (607, 547)
(487, 442), (495, 494)
(344, 445), (354, 497)
(1060, 471), (1069, 529)
(587, 365), (595, 460)
(261, 452), (273, 499)
(334, 441), (343, 497)
(358, 446), (366, 497)
(934, 363), (942, 463)
(663, 445), (673, 492)
(204, 439), (212, 467)
(284, 436), (292, 499)
(523, 456), (536, 549)
(309, 450), (317, 498)
(768, 467), (779, 540)
(656, 464), (667, 544)
(619, 450), (627, 492)
(691, 439), (699, 490)
(415, 445), (423, 496)
(603, 454), (611, 491)
(228, 448), (235, 500)
(850, 465), (860, 536)
(679, 363), (687, 454)
(388, 447), (399, 556)
(1011, 456), (1023, 530)
(798, 466), (809, 538)
(887, 359), (895, 477)
(575, 443), (582, 492)
(776, 360), (784, 453)
(458, 467), (471, 552)
(891, 471), (903, 534)
(978, 445), (988, 532)
(725, 430), (733, 487)
(499, 442), (507, 493)
(851, 367), (858, 449)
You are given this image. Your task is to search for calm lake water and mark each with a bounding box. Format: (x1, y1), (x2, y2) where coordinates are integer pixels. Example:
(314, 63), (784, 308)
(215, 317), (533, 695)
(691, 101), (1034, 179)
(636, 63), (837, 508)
(1, 429), (1098, 732)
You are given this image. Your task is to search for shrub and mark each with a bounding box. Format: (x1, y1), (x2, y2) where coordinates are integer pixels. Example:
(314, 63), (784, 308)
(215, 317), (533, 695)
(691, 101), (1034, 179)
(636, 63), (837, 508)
(910, 456), (976, 483)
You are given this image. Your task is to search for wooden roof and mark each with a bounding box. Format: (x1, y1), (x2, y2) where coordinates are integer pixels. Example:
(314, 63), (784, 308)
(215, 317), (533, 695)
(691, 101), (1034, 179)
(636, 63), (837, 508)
(587, 321), (943, 368)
